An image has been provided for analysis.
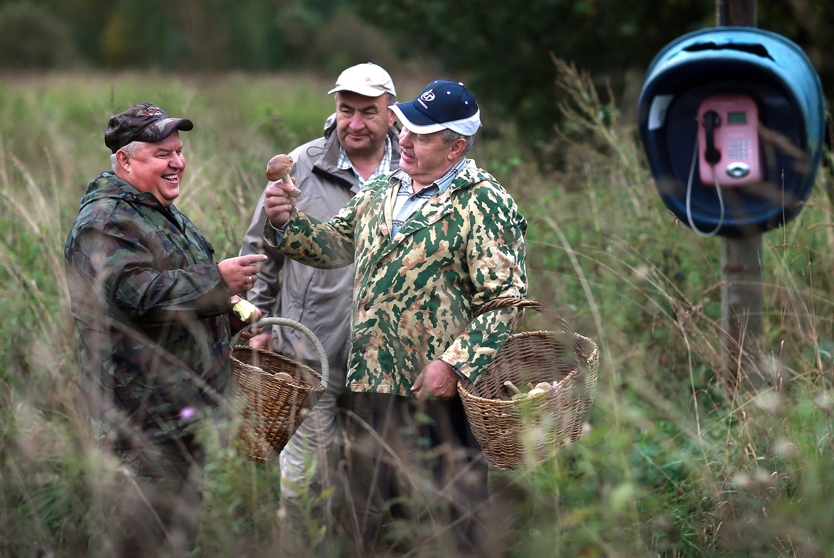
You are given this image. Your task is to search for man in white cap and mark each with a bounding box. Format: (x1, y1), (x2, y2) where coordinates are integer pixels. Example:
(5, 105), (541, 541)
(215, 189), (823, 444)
(262, 79), (527, 556)
(240, 62), (400, 554)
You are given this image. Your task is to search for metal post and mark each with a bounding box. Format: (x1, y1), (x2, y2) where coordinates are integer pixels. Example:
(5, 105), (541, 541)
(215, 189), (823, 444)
(717, 0), (767, 389)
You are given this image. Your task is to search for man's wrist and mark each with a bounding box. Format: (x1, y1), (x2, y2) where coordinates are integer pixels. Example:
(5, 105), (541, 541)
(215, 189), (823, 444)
(439, 358), (466, 381)
(268, 218), (289, 244)
(268, 219), (289, 233)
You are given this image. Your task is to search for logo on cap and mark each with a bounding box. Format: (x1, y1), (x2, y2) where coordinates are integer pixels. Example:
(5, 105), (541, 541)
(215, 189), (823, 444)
(418, 89), (436, 109)
(137, 105), (165, 117)
(104, 103), (193, 154)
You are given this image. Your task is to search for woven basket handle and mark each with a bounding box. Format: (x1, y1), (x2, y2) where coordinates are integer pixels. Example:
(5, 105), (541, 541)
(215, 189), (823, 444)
(474, 298), (575, 335)
(473, 298), (590, 359)
(231, 317), (330, 387)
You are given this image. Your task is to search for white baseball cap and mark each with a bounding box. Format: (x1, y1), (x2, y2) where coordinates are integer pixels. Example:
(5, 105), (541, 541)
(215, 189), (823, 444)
(328, 63), (396, 98)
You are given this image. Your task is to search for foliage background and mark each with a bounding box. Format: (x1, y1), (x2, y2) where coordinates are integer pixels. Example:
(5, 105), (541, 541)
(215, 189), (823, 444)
(0, 0), (829, 161)
(0, 1), (833, 557)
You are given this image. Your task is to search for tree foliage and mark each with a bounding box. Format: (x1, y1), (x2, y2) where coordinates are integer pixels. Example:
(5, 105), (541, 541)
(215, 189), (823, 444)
(0, 1), (78, 70)
(0, 0), (828, 164)
(355, 0), (832, 162)
(355, 0), (712, 153)
(0, 0), (396, 73)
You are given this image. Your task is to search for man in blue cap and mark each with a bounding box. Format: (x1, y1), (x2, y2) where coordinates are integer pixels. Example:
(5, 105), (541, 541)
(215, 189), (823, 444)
(262, 80), (527, 556)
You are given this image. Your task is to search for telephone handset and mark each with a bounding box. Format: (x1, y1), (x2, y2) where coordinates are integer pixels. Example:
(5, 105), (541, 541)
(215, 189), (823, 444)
(697, 94), (762, 187)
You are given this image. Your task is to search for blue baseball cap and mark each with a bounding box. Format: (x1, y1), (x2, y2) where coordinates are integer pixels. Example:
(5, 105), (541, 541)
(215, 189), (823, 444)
(390, 80), (481, 135)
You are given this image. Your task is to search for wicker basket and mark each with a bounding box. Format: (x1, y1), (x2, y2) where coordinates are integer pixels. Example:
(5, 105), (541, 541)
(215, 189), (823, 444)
(230, 317), (329, 463)
(457, 299), (599, 471)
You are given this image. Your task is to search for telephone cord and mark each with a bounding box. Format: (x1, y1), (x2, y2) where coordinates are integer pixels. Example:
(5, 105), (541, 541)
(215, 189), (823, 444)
(685, 130), (725, 237)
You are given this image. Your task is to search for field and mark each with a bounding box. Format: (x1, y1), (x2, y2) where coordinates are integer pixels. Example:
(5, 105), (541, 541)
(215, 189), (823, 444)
(1, 67), (834, 557)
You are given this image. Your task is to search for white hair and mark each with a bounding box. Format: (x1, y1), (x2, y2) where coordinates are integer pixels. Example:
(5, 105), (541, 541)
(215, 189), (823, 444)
(440, 128), (475, 156)
(110, 141), (143, 171)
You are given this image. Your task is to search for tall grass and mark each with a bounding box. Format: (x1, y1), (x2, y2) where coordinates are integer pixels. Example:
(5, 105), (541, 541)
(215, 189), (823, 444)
(0, 67), (833, 557)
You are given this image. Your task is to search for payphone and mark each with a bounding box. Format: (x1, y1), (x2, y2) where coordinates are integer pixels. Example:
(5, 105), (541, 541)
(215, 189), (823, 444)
(698, 94), (762, 187)
(638, 27), (825, 237)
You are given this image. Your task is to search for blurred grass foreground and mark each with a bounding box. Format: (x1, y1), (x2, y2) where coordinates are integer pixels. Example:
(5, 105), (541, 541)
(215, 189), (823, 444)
(1, 67), (834, 557)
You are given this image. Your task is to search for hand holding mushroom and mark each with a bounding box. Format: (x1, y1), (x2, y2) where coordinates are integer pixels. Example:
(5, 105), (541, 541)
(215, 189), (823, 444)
(266, 154), (301, 197)
(263, 154), (300, 228)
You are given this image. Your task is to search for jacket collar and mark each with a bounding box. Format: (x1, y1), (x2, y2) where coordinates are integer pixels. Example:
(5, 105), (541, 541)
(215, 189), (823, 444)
(381, 160), (485, 243)
(80, 171), (185, 229)
(313, 118), (401, 194)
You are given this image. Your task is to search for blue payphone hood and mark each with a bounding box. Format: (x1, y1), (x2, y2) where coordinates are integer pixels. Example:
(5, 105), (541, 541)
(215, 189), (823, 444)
(638, 27), (825, 237)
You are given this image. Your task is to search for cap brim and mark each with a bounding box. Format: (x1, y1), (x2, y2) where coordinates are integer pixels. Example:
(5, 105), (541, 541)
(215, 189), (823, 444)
(390, 103), (446, 134)
(328, 84), (390, 97)
(137, 118), (194, 143)
(391, 103), (481, 136)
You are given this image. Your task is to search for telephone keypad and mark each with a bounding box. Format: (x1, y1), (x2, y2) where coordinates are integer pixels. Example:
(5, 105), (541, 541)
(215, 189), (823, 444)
(727, 139), (748, 160)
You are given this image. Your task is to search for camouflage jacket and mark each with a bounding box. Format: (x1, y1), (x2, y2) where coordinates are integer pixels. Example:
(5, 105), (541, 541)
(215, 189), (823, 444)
(240, 117), (399, 372)
(64, 171), (233, 442)
(264, 160), (528, 396)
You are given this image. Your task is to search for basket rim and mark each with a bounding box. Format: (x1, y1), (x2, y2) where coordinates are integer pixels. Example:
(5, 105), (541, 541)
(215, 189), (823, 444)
(457, 329), (599, 403)
(232, 345), (325, 392)
(232, 358), (326, 392)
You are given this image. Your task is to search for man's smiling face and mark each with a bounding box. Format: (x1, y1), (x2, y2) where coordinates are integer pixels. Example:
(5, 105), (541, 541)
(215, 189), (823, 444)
(122, 132), (186, 206)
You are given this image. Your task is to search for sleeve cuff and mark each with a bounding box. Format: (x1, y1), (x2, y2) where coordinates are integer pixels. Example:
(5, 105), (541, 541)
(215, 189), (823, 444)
(269, 219), (289, 244)
(440, 359), (467, 381)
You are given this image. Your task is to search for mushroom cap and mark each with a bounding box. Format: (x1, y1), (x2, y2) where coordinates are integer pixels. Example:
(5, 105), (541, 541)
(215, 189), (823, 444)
(266, 154), (294, 181)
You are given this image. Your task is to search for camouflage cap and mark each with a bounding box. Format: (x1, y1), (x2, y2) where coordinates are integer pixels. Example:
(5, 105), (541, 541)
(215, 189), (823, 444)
(104, 103), (194, 153)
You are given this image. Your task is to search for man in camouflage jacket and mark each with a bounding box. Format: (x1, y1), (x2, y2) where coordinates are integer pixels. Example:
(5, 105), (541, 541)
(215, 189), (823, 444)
(64, 103), (266, 557)
(263, 80), (527, 555)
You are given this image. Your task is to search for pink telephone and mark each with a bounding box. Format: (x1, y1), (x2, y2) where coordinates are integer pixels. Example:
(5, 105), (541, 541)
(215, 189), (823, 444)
(697, 94), (762, 187)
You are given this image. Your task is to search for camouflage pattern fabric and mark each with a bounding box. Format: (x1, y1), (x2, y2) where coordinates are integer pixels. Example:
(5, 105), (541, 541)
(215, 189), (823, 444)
(65, 171), (233, 442)
(264, 160), (527, 396)
(104, 103), (193, 154)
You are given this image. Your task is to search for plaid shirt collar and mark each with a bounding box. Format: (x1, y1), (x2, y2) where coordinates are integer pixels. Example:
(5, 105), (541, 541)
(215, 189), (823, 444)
(336, 135), (393, 189)
(388, 157), (469, 238)
(391, 156), (469, 194)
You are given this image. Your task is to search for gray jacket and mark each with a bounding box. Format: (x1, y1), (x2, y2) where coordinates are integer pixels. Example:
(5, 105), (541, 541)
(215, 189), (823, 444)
(240, 116), (401, 371)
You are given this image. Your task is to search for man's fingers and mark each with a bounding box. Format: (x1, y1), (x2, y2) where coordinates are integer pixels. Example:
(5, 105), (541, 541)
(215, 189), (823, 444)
(411, 373), (423, 392)
(241, 254), (267, 266)
(236, 255), (267, 284)
(265, 182), (296, 201)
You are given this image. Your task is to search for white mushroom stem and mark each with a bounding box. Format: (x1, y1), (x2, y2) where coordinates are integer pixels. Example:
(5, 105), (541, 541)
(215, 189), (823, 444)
(503, 380), (520, 395)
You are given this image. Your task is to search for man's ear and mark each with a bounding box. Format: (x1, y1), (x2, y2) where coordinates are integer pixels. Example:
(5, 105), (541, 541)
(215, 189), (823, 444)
(116, 150), (131, 172)
(387, 108), (397, 128)
(447, 138), (466, 160)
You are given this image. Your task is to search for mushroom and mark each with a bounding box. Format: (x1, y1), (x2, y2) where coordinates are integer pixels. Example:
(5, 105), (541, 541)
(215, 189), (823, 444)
(266, 154), (302, 198)
(232, 299), (257, 321)
(503, 380), (521, 395)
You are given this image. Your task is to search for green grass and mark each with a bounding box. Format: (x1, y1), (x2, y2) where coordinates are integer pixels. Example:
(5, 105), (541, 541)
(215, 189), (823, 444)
(1, 66), (833, 557)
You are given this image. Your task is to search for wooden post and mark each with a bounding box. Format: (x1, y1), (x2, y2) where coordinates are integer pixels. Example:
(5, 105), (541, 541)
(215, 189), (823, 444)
(716, 0), (757, 26)
(717, 0), (767, 389)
